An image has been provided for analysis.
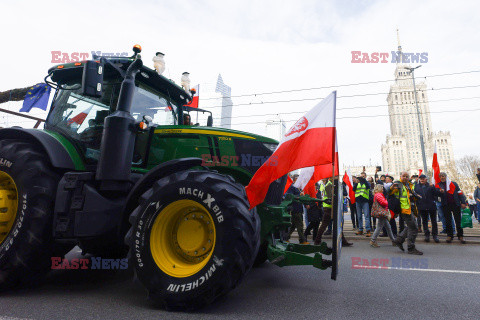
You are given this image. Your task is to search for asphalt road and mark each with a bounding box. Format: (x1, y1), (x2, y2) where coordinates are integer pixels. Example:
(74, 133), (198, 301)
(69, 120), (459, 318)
(1, 241), (479, 320)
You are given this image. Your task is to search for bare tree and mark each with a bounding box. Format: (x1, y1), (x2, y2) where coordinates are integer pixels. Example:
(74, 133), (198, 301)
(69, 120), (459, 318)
(0, 85), (38, 104)
(456, 155), (480, 193)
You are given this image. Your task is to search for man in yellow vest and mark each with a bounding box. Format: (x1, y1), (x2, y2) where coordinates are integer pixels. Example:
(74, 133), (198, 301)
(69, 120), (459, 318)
(392, 171), (423, 255)
(353, 172), (372, 236)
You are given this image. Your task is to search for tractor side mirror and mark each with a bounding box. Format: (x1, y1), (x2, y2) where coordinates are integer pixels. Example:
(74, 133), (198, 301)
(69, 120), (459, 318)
(207, 115), (213, 127)
(82, 60), (104, 98)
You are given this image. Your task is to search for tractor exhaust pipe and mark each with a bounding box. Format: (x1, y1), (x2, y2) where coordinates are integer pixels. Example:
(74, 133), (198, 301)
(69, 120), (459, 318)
(96, 56), (143, 190)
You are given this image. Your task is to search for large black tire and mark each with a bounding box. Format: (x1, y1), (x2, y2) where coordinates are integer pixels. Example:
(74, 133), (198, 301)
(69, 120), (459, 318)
(125, 169), (260, 310)
(0, 139), (61, 290)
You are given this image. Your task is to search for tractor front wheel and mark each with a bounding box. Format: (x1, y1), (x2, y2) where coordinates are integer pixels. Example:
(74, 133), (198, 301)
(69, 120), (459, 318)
(0, 139), (61, 290)
(126, 169), (260, 310)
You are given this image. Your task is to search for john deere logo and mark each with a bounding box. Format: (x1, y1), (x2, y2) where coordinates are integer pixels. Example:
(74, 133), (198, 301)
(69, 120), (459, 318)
(285, 116), (308, 137)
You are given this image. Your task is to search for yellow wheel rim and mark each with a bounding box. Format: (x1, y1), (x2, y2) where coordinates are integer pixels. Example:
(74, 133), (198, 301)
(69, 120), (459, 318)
(150, 199), (216, 278)
(0, 171), (18, 245)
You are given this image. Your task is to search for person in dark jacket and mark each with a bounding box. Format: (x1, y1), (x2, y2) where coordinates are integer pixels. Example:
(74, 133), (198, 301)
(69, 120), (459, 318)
(414, 174), (441, 243)
(286, 174), (308, 244)
(304, 185), (322, 241)
(436, 172), (467, 244)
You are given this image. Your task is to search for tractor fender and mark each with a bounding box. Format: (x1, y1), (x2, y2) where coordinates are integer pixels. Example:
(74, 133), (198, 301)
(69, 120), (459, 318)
(124, 157), (203, 216)
(0, 128), (75, 170)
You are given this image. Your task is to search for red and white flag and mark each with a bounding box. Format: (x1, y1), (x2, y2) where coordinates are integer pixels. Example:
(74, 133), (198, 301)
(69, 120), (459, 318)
(432, 141), (455, 194)
(184, 84), (199, 108)
(343, 169), (355, 204)
(292, 137), (339, 198)
(283, 175), (294, 194)
(245, 91), (337, 209)
(68, 106), (93, 125)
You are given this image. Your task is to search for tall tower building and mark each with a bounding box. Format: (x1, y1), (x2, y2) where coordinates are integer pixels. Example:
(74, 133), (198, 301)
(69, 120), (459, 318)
(198, 74), (233, 129)
(381, 30), (454, 176)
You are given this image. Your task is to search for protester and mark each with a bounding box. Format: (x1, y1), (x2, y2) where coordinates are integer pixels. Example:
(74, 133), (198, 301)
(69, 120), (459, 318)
(392, 172), (423, 255)
(436, 172), (466, 244)
(286, 174), (308, 244)
(477, 168), (480, 183)
(304, 184), (322, 241)
(368, 176), (376, 230)
(370, 184), (396, 247)
(467, 194), (477, 222)
(414, 174), (440, 243)
(354, 172), (372, 236)
(314, 177), (353, 247)
(379, 175), (397, 237)
(474, 183), (480, 224)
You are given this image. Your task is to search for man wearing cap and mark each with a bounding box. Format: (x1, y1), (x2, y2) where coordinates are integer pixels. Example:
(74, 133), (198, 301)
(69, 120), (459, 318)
(392, 171), (423, 255)
(437, 172), (466, 243)
(414, 174), (441, 243)
(285, 174), (308, 244)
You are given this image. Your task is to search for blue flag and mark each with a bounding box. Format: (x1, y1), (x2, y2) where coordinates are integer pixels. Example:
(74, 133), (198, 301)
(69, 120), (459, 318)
(20, 83), (51, 112)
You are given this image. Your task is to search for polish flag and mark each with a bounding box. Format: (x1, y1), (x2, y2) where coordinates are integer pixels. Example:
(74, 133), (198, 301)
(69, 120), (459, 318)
(184, 84), (199, 108)
(292, 137), (339, 198)
(68, 106), (93, 125)
(343, 169), (355, 204)
(245, 91), (337, 209)
(283, 175), (294, 194)
(432, 141), (455, 194)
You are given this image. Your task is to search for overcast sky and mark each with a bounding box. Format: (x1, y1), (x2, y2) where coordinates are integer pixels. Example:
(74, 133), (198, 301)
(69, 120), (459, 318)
(1, 0), (479, 172)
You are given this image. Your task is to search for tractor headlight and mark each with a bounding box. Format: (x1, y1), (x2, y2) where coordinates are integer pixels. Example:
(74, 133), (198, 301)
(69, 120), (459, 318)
(262, 143), (278, 153)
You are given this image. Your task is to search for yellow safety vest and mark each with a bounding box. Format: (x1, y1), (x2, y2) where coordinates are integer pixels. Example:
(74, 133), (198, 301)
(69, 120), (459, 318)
(322, 181), (332, 208)
(355, 183), (369, 200)
(398, 184), (411, 215)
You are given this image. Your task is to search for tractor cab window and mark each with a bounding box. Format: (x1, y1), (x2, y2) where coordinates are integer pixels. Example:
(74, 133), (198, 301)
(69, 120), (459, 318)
(131, 83), (178, 126)
(46, 79), (180, 165)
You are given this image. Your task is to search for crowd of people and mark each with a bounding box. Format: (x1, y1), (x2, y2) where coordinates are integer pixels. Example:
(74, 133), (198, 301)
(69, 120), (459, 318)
(284, 168), (480, 256)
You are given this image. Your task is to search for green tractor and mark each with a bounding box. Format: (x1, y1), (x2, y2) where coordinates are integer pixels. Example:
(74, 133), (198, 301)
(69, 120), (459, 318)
(0, 46), (342, 310)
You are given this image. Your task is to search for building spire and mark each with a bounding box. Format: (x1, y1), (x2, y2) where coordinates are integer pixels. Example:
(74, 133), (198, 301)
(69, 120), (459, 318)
(396, 28), (403, 64)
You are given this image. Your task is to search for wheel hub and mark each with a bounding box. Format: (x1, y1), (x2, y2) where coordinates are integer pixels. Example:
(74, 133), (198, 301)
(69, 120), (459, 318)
(0, 171), (18, 244)
(150, 200), (216, 278)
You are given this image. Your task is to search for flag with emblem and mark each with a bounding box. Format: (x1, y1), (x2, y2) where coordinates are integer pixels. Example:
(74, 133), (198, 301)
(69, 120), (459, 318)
(246, 91), (337, 209)
(19, 83), (51, 112)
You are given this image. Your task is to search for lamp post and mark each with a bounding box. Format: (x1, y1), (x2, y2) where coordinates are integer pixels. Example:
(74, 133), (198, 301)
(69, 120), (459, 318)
(407, 65), (428, 174)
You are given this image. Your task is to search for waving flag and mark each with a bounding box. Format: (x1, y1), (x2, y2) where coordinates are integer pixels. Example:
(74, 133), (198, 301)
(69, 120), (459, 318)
(283, 175), (294, 194)
(343, 169), (355, 204)
(432, 141), (440, 187)
(432, 141), (455, 194)
(184, 84), (199, 108)
(245, 91), (337, 209)
(20, 83), (51, 112)
(294, 167), (317, 198)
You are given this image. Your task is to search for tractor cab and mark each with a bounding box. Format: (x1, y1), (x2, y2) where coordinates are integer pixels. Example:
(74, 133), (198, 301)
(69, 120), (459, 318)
(45, 55), (206, 165)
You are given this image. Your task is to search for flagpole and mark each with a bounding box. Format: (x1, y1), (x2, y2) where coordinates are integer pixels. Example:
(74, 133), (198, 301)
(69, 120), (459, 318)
(196, 84), (199, 124)
(330, 91), (337, 221)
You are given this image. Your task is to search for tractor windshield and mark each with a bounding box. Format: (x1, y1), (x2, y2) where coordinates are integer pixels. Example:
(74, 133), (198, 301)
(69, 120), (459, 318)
(46, 79), (180, 163)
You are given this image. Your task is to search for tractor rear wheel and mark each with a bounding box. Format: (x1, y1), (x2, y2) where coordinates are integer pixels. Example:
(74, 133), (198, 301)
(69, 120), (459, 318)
(0, 139), (61, 290)
(126, 169), (260, 310)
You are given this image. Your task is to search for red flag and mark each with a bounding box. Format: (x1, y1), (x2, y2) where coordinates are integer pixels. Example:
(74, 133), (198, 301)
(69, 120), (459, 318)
(283, 175), (293, 194)
(419, 169), (423, 176)
(245, 91), (336, 209)
(184, 84), (199, 108)
(432, 141), (455, 194)
(68, 106), (93, 125)
(343, 169), (355, 204)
